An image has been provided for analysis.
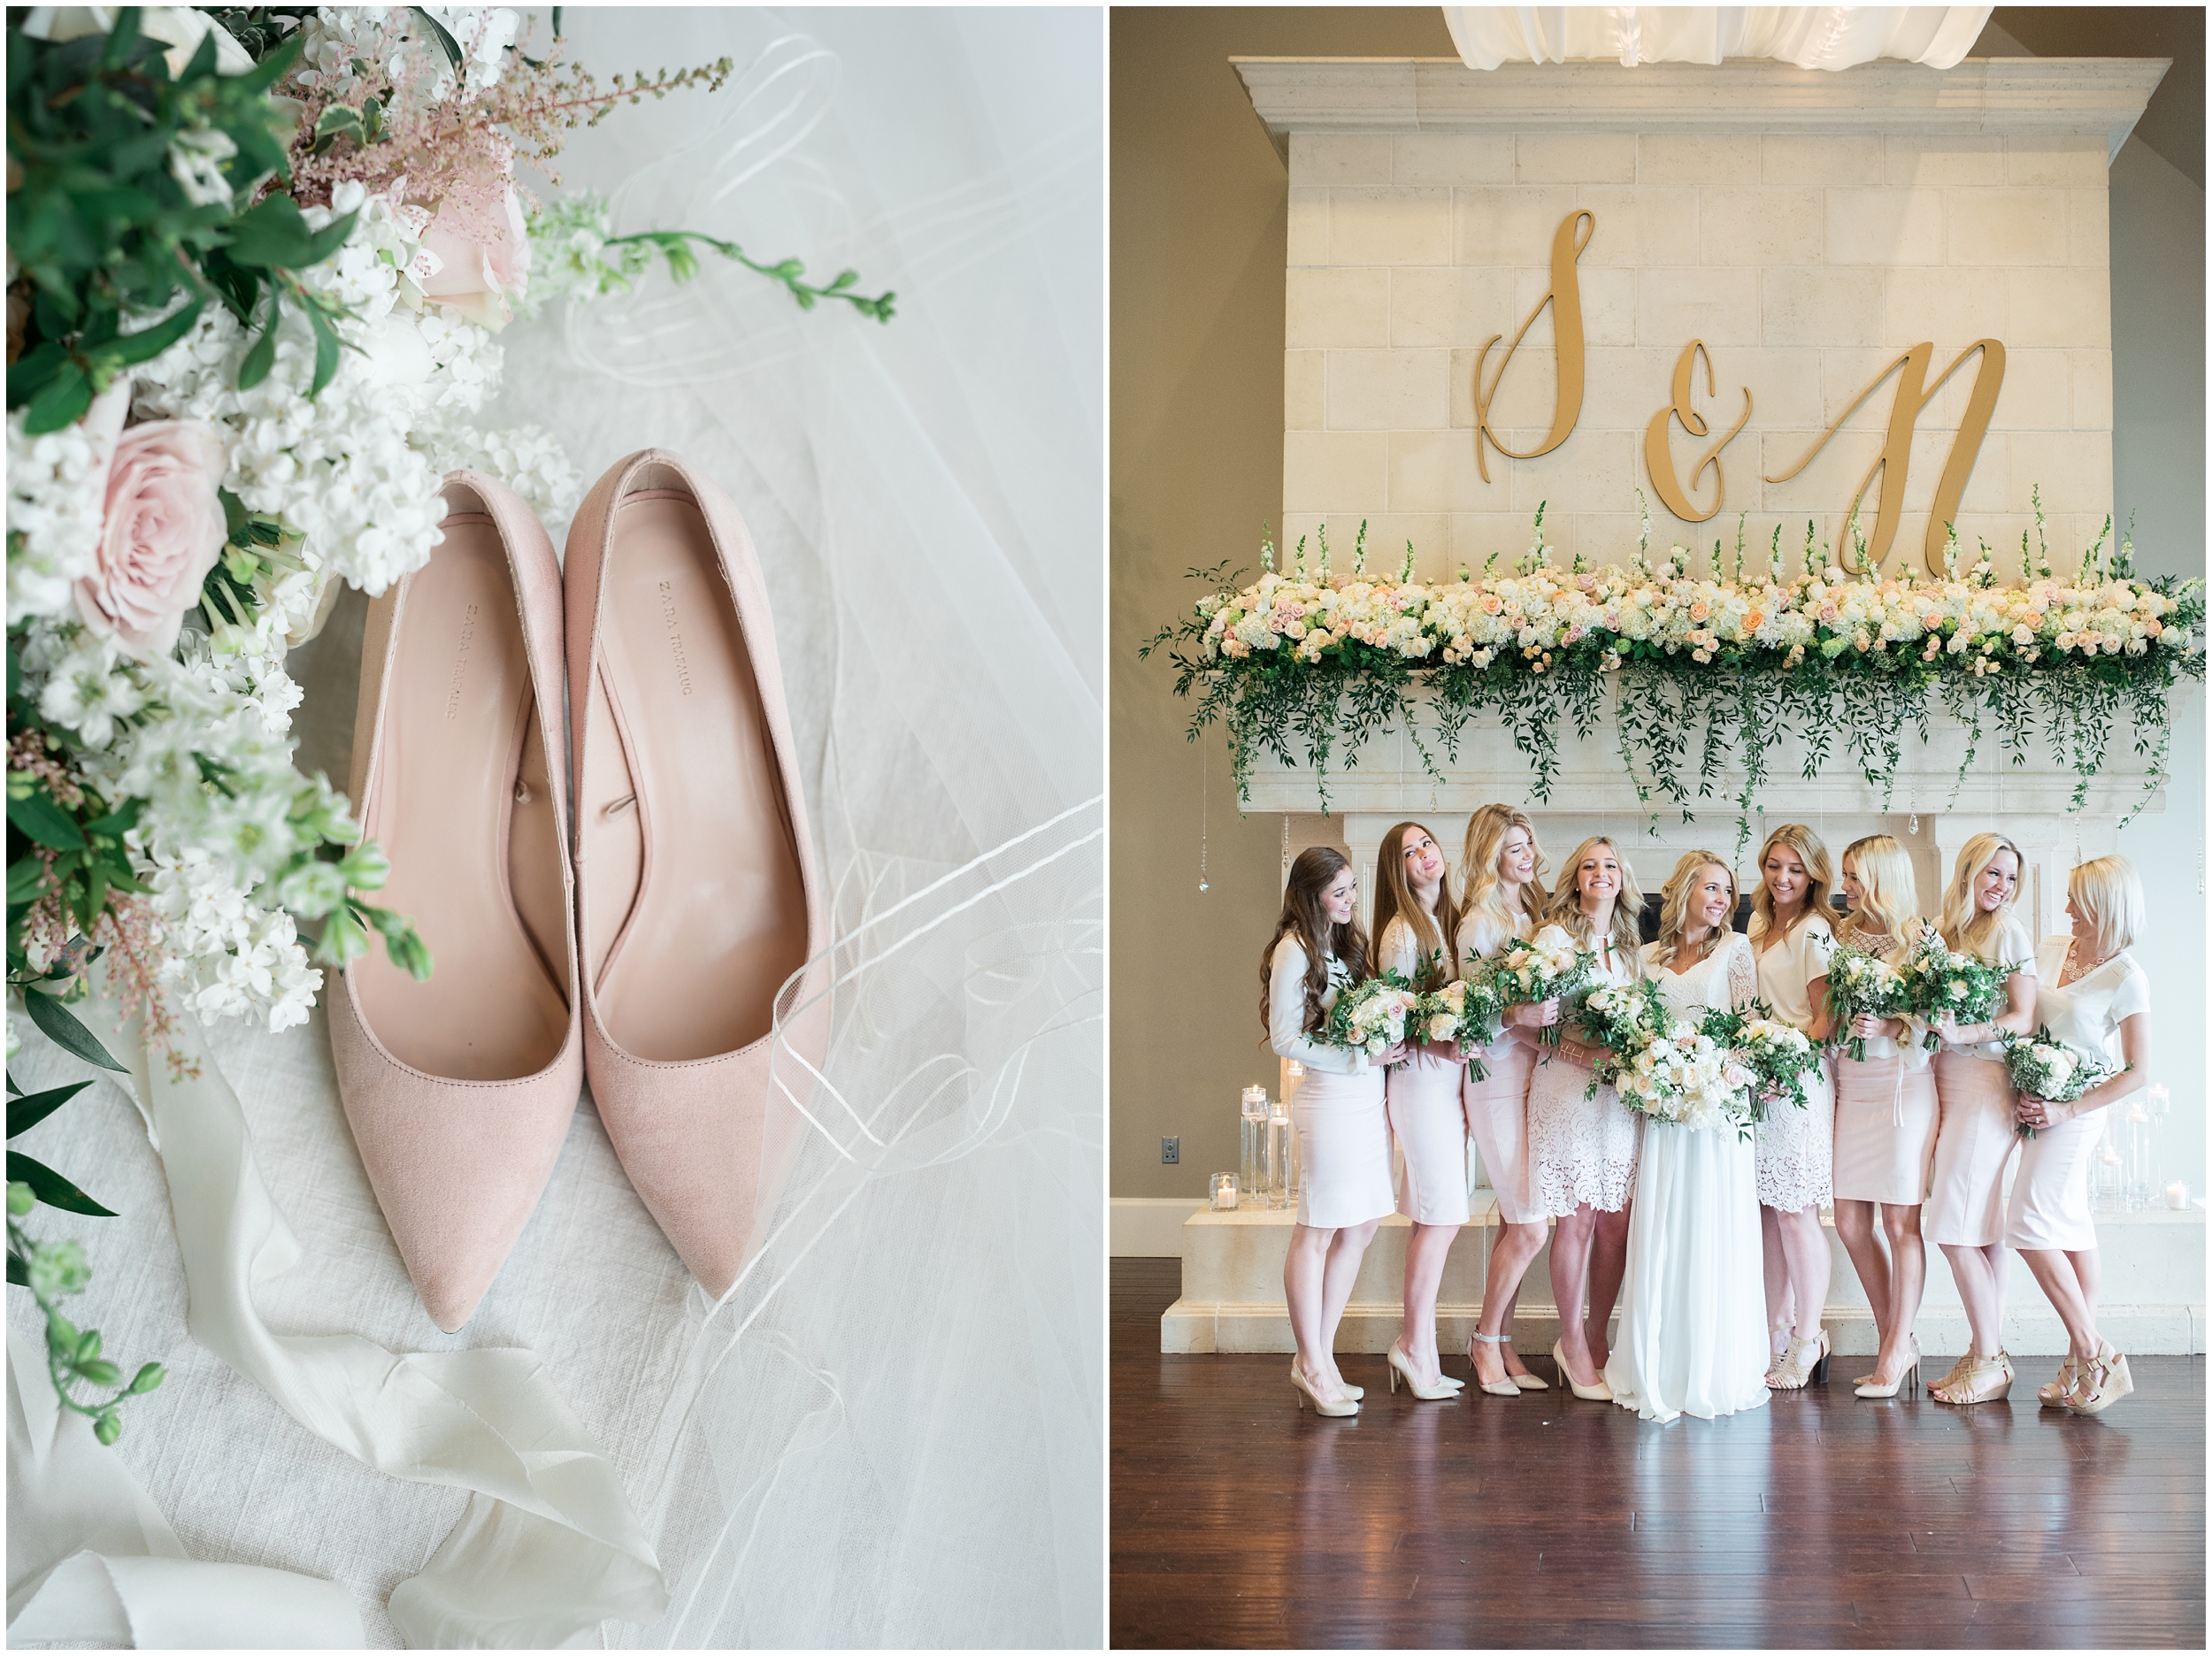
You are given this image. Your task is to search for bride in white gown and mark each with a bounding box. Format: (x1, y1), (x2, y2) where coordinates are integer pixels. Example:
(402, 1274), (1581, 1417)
(1605, 853), (1773, 1424)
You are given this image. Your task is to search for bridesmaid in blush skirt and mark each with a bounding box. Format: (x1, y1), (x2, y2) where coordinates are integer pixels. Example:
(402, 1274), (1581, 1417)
(1265, 847), (1404, 1418)
(1371, 821), (1469, 1401)
(1828, 835), (1939, 1399)
(1453, 804), (1560, 1396)
(1922, 832), (2039, 1406)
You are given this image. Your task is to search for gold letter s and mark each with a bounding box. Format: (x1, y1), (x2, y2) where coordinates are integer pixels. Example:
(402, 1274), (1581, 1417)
(1473, 210), (1594, 483)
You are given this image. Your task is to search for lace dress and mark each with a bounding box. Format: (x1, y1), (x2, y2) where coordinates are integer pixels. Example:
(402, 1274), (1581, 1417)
(1525, 934), (1641, 1217)
(1752, 916), (1837, 1212)
(1605, 935), (1770, 1423)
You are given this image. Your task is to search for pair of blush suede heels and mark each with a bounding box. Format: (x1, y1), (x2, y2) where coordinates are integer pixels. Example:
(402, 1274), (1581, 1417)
(329, 451), (826, 1331)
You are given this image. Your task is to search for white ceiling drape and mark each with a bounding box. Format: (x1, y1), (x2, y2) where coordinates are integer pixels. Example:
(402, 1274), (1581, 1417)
(1443, 7), (1993, 71)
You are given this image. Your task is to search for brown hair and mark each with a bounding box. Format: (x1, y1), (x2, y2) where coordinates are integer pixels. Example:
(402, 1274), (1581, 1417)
(1459, 802), (1548, 953)
(1260, 846), (1372, 1038)
(1653, 850), (1736, 967)
(1371, 821), (1462, 992)
(1542, 835), (1643, 962)
(1749, 823), (1834, 947)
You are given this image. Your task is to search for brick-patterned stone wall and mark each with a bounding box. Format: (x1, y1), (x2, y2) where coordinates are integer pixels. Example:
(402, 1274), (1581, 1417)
(1281, 127), (2117, 580)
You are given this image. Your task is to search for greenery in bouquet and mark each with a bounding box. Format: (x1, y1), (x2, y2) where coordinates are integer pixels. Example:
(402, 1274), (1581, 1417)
(1469, 923), (1595, 1050)
(2001, 1024), (2124, 1138)
(1821, 939), (1912, 1062)
(1415, 976), (1502, 1080)
(1575, 974), (1667, 1092)
(1323, 971), (1420, 1062)
(1700, 1000), (1822, 1122)
(1901, 933), (2023, 1053)
(1587, 984), (1754, 1136)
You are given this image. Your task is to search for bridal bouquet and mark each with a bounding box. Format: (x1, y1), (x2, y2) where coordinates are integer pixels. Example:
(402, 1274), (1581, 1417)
(2001, 1026), (2124, 1138)
(1605, 1004), (1755, 1136)
(1700, 1002), (1823, 1122)
(1822, 942), (1912, 1062)
(1577, 976), (1668, 1089)
(1416, 977), (1503, 1079)
(1901, 936), (2024, 1052)
(1467, 924), (1596, 1050)
(1323, 972), (1421, 1062)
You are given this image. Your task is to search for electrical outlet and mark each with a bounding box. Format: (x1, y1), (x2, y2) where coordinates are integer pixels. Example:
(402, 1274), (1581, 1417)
(1160, 1136), (1179, 1164)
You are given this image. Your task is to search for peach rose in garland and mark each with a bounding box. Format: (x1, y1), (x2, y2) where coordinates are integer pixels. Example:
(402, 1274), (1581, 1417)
(75, 419), (231, 660)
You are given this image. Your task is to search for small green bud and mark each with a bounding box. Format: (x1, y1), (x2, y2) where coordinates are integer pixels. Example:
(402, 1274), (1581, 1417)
(77, 1358), (122, 1387)
(94, 1411), (121, 1445)
(7, 1181), (35, 1217)
(129, 1362), (165, 1395)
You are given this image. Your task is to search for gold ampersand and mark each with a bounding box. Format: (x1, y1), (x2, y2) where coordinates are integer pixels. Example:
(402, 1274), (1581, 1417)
(1764, 340), (2007, 573)
(1644, 341), (1752, 524)
(1472, 210), (1594, 483)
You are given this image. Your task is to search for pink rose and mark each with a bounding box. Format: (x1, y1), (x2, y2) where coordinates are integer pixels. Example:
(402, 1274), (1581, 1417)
(417, 166), (532, 333)
(76, 419), (229, 660)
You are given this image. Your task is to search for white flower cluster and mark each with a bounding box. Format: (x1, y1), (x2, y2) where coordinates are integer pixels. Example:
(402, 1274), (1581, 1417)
(519, 191), (656, 318)
(1618, 1022), (1750, 1132)
(293, 7), (518, 107)
(1197, 545), (2185, 680)
(6, 398), (118, 625)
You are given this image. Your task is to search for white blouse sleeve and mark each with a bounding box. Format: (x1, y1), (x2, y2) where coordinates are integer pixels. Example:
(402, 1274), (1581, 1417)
(2108, 958), (2151, 1029)
(1269, 936), (1366, 1077)
(1995, 915), (2037, 978)
(1801, 916), (1836, 975)
(1377, 917), (1417, 983)
(1727, 933), (1759, 1011)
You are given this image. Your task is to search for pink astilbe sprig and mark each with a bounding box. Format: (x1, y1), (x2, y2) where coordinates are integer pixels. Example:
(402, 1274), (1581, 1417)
(9, 730), (84, 813)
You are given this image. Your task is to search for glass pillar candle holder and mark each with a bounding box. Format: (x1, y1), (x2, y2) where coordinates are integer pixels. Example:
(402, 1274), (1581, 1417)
(1240, 1085), (1269, 1205)
(2122, 1101), (2154, 1209)
(2093, 1138), (2125, 1212)
(1266, 1100), (1293, 1208)
(1273, 1098), (1300, 1202)
(1210, 1172), (1239, 1212)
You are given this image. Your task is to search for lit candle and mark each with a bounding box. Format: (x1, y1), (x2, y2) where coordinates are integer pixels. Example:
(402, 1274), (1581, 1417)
(1241, 1085), (1269, 1116)
(1211, 1173), (1238, 1211)
(2166, 1181), (2189, 1210)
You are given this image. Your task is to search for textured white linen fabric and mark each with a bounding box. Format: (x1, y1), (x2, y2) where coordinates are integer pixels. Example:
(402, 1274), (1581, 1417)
(8, 7), (1102, 1648)
(1443, 6), (1992, 70)
(1603, 938), (1771, 1424)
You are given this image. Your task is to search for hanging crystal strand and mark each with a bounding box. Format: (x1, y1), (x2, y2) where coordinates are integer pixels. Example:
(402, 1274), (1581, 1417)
(1197, 737), (1210, 893)
(1282, 813), (1291, 887)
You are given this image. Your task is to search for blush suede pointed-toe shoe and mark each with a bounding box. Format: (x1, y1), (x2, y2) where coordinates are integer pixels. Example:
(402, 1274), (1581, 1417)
(564, 450), (827, 1301)
(329, 472), (584, 1332)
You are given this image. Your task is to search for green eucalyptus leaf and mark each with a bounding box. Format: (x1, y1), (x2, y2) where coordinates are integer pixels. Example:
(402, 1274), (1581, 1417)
(7, 1151), (117, 1218)
(8, 1080), (94, 1139)
(223, 195), (316, 269)
(95, 301), (204, 370)
(413, 8), (465, 67)
(5, 1252), (27, 1288)
(22, 364), (93, 435)
(238, 292), (281, 389)
(9, 857), (52, 905)
(7, 792), (84, 851)
(18, 993), (128, 1074)
(300, 209), (361, 268)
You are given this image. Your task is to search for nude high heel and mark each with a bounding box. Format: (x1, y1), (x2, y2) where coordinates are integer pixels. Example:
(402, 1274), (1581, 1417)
(329, 473), (584, 1332)
(1288, 1358), (1359, 1400)
(1931, 1350), (2014, 1406)
(2039, 1354), (2084, 1407)
(1552, 1338), (1613, 1401)
(565, 453), (828, 1300)
(1465, 1330), (1522, 1398)
(1388, 1344), (1459, 1401)
(1291, 1363), (1359, 1417)
(2062, 1345), (2133, 1415)
(1855, 1341), (1922, 1399)
(1770, 1327), (1832, 1390)
(1502, 1333), (1548, 1390)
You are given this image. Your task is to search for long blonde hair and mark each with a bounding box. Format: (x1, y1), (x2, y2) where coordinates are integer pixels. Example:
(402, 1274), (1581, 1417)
(1840, 834), (1920, 943)
(1260, 847), (1371, 1038)
(1543, 835), (1642, 962)
(2069, 855), (2142, 962)
(1371, 821), (1461, 991)
(1748, 823), (1833, 946)
(1938, 832), (2024, 960)
(1653, 851), (1737, 967)
(1459, 803), (1548, 952)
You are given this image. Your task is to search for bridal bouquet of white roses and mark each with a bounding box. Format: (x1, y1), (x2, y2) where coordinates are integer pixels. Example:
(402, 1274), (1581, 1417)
(2001, 1026), (2124, 1138)
(1323, 972), (1421, 1062)
(1468, 924), (1595, 1050)
(1415, 976), (1503, 1079)
(1700, 1001), (1823, 1122)
(1822, 941), (1912, 1062)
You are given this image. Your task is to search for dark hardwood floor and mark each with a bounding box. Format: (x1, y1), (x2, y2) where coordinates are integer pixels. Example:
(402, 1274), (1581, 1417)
(1111, 1259), (2206, 1649)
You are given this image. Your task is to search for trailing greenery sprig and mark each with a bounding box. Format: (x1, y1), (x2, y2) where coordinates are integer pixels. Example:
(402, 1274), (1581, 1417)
(601, 231), (896, 323)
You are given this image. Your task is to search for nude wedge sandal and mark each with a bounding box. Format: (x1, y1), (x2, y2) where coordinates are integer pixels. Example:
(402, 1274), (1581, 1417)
(564, 451), (828, 1300)
(329, 472), (584, 1332)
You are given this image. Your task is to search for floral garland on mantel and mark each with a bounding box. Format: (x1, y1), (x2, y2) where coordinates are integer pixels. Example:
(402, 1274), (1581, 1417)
(1144, 495), (2206, 841)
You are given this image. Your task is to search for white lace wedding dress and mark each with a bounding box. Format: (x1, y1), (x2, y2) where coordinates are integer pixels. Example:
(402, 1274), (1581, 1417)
(1603, 935), (1772, 1424)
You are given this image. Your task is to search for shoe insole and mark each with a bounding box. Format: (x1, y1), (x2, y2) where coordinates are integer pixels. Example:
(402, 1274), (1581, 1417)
(584, 489), (810, 1062)
(353, 514), (570, 1079)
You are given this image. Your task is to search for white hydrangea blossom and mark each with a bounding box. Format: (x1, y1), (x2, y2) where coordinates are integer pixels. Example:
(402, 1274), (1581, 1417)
(6, 398), (119, 624)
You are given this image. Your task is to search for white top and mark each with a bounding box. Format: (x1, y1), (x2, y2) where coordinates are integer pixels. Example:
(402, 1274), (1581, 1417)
(1378, 912), (1454, 989)
(2032, 938), (2149, 1084)
(1269, 934), (1368, 1077)
(1752, 913), (1835, 1029)
(1639, 931), (1757, 1022)
(1941, 911), (2038, 1061)
(1454, 903), (1533, 977)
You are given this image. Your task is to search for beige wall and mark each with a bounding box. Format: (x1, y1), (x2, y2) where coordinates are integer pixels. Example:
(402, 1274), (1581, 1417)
(1110, 9), (2206, 1201)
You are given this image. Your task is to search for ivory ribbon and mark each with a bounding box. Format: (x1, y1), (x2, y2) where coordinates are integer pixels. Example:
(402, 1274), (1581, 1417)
(12, 986), (668, 1648)
(8, 1329), (367, 1647)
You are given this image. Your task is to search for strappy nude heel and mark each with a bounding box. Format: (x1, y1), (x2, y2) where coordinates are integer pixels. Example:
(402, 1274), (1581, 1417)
(1931, 1349), (2014, 1406)
(1466, 1330), (1522, 1398)
(2062, 1345), (2133, 1415)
